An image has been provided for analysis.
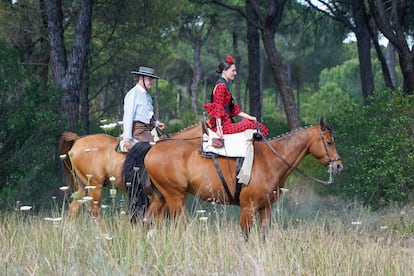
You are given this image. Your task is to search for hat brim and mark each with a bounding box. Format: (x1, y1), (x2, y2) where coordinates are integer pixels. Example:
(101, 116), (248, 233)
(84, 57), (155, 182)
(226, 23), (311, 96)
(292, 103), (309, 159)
(130, 71), (160, 79)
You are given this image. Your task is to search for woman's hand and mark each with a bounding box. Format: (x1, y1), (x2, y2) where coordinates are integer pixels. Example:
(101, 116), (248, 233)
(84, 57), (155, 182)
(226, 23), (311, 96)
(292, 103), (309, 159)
(249, 115), (257, 121)
(239, 112), (257, 121)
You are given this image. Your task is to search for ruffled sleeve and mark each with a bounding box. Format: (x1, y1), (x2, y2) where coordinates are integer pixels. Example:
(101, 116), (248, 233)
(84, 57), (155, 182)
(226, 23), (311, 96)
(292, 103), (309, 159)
(203, 103), (227, 117)
(231, 103), (242, 116)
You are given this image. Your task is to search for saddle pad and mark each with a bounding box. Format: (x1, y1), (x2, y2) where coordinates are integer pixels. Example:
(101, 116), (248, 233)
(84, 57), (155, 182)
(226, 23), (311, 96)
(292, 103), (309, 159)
(203, 129), (256, 184)
(202, 129), (256, 157)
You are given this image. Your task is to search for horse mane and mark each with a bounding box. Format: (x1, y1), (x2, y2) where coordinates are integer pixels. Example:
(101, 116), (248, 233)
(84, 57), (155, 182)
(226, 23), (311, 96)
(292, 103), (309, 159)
(268, 126), (312, 141)
(268, 123), (334, 142)
(175, 122), (200, 134)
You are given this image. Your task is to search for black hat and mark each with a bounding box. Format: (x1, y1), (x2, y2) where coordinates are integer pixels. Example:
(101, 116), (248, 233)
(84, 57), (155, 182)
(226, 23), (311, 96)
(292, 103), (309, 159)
(131, 66), (160, 79)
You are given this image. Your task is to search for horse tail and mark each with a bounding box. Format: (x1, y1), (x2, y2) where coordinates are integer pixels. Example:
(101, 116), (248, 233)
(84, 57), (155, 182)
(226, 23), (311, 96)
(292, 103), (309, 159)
(59, 132), (80, 190)
(123, 142), (153, 223)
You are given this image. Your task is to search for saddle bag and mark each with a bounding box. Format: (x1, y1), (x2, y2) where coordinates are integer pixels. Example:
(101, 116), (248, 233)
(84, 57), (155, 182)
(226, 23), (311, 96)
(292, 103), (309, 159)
(212, 137), (224, 148)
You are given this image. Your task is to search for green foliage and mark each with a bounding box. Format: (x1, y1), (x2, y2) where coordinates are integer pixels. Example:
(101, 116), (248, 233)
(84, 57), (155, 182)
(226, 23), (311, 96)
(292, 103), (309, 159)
(319, 58), (362, 100)
(327, 90), (414, 208)
(300, 82), (358, 125)
(0, 46), (62, 209)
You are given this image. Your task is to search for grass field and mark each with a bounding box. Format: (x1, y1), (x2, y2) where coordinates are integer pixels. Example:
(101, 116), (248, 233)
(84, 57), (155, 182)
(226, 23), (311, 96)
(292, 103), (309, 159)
(1, 183), (413, 275)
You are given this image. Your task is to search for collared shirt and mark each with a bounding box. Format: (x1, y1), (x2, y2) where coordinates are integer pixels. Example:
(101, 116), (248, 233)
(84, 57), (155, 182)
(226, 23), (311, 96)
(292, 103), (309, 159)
(123, 83), (154, 141)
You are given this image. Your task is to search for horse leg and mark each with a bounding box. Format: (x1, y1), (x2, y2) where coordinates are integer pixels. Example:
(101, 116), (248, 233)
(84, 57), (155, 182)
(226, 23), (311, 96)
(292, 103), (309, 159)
(67, 186), (85, 219)
(258, 205), (272, 241)
(239, 206), (256, 241)
(164, 194), (186, 222)
(88, 184), (104, 218)
(145, 195), (167, 226)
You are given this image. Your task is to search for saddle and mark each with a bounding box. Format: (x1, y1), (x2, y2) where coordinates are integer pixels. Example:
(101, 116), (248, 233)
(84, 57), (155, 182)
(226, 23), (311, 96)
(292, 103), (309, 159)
(200, 127), (256, 185)
(115, 128), (162, 153)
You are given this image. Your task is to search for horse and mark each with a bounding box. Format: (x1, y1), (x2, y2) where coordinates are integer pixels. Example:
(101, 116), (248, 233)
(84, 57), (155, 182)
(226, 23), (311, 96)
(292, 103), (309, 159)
(124, 119), (343, 239)
(59, 123), (204, 219)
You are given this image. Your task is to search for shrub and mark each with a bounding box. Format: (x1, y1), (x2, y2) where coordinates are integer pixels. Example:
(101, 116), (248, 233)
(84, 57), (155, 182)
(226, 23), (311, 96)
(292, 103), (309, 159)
(327, 90), (414, 208)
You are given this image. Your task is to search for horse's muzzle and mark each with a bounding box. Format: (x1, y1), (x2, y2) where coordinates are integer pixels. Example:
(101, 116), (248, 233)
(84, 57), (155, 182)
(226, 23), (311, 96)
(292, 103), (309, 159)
(329, 158), (343, 174)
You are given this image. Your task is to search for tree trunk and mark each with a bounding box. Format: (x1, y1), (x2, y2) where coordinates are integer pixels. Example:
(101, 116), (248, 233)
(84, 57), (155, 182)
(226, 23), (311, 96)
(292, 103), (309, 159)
(44, 0), (93, 130)
(262, 29), (300, 130)
(246, 0), (262, 119)
(351, 0), (375, 100)
(386, 43), (396, 87)
(368, 0), (414, 94)
(80, 62), (89, 135)
(366, 12), (395, 90)
(398, 50), (414, 94)
(232, 31), (242, 107)
(190, 39), (202, 114)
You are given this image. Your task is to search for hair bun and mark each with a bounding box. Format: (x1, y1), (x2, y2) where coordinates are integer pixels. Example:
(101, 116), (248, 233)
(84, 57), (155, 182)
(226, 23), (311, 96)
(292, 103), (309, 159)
(226, 55), (234, 63)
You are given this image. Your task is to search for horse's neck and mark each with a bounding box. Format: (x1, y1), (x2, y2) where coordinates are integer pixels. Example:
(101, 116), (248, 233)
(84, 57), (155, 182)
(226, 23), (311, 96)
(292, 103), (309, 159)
(268, 126), (317, 167)
(173, 123), (202, 138)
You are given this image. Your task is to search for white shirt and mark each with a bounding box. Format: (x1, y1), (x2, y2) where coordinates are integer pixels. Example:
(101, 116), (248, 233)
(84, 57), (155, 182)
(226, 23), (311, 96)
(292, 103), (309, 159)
(122, 83), (154, 141)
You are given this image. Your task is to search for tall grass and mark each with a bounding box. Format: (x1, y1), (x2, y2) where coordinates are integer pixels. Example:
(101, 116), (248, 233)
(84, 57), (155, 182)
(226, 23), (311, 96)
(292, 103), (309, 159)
(1, 184), (413, 275)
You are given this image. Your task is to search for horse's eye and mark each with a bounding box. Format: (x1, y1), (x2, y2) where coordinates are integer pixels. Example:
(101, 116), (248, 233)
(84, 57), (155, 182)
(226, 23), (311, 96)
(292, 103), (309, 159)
(327, 140), (333, 145)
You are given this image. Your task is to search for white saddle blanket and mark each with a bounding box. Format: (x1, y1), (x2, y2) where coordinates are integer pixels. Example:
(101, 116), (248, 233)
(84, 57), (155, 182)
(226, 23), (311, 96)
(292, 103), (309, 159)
(202, 129), (256, 184)
(203, 129), (255, 157)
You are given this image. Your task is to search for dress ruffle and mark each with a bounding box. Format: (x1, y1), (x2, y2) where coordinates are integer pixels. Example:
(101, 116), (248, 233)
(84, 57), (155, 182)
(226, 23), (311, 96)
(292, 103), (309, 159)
(203, 103), (227, 118)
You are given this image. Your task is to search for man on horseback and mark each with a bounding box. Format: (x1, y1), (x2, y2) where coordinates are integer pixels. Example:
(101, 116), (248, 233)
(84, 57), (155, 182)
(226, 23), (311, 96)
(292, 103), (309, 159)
(122, 66), (166, 151)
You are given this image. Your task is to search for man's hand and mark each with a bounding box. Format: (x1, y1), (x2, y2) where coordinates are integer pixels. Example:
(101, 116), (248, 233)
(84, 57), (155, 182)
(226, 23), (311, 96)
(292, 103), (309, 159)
(157, 122), (166, 130)
(124, 140), (133, 151)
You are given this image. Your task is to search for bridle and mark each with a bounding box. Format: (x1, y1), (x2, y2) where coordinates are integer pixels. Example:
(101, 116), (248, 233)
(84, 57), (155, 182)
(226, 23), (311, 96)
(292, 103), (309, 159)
(260, 127), (341, 185)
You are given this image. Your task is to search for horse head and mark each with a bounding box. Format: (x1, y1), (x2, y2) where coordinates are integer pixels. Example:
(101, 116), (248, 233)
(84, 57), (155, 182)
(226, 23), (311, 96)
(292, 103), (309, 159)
(309, 118), (343, 175)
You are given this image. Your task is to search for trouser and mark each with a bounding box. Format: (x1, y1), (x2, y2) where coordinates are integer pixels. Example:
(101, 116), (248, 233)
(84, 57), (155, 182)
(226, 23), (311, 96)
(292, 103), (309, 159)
(132, 120), (154, 142)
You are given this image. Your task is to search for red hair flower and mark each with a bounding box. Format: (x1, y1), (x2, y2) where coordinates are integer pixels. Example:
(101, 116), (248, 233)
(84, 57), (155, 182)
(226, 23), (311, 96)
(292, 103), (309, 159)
(226, 55), (234, 63)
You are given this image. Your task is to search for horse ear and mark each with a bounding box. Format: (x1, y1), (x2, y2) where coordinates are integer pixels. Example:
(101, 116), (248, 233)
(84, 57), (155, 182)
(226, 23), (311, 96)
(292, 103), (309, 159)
(318, 117), (325, 130)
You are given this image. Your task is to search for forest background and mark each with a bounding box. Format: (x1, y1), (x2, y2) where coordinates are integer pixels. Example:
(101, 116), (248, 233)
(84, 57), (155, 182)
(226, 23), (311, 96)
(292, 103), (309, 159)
(0, 0), (412, 212)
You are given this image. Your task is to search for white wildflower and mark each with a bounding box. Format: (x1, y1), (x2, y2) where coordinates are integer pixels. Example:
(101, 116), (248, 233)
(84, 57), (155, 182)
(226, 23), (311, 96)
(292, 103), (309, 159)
(44, 217), (63, 222)
(101, 234), (113, 241)
(100, 123), (117, 131)
(147, 229), (157, 239)
(78, 196), (93, 204)
(20, 206), (32, 211)
(109, 188), (117, 197)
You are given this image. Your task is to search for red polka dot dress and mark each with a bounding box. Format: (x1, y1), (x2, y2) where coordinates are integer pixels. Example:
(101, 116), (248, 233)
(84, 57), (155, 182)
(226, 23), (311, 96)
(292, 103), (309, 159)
(203, 80), (269, 137)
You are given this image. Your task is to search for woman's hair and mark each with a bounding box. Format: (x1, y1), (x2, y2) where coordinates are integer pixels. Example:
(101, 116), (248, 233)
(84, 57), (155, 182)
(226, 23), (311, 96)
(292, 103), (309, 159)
(216, 55), (234, 74)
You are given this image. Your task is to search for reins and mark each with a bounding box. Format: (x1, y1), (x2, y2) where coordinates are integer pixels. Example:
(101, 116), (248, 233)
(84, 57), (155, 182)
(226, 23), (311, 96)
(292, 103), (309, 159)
(257, 124), (338, 185)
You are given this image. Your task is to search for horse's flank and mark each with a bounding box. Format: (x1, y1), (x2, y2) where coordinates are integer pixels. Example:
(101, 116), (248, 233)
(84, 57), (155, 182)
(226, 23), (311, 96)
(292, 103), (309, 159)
(58, 122), (204, 218)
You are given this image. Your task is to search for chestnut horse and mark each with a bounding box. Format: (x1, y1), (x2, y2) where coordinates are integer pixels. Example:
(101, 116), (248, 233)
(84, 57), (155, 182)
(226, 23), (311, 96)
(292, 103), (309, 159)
(59, 123), (204, 218)
(124, 119), (343, 239)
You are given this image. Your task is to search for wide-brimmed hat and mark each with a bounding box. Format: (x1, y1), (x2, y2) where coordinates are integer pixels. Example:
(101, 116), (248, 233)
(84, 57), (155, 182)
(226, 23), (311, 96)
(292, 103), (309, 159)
(131, 66), (160, 79)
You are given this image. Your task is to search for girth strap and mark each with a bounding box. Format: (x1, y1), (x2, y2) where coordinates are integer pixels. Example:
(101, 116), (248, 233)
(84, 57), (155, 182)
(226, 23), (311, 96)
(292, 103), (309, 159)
(234, 157), (244, 205)
(210, 155), (244, 205)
